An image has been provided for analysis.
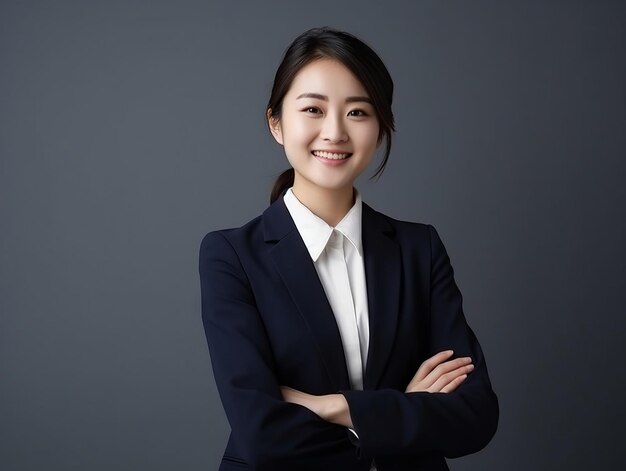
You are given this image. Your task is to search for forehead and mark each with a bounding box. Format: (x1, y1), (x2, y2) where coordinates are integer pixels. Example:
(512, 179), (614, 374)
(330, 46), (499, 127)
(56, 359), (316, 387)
(287, 58), (369, 98)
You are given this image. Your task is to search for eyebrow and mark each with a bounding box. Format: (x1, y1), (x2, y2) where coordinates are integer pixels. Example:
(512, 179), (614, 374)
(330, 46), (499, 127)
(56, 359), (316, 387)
(296, 92), (372, 104)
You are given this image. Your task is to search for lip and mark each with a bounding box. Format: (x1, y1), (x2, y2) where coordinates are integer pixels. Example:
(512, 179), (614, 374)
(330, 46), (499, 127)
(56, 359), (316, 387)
(311, 149), (352, 154)
(312, 151), (352, 167)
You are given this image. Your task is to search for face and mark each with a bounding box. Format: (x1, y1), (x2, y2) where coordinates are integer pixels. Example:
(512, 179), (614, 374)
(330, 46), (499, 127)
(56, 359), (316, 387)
(268, 58), (381, 195)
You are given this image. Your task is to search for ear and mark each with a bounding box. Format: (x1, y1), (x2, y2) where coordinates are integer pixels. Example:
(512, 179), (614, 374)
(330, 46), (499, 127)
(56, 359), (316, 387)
(267, 109), (284, 145)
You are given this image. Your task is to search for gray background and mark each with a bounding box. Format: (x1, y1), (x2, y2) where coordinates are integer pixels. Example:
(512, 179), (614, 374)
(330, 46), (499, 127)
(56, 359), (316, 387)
(2, 1), (625, 469)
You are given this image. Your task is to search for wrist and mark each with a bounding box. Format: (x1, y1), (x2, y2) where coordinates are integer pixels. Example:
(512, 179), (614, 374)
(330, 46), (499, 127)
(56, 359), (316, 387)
(325, 394), (353, 428)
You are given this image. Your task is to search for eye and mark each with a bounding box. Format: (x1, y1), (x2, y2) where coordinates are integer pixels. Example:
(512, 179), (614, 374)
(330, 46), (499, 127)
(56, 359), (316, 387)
(348, 109), (368, 117)
(302, 106), (322, 114)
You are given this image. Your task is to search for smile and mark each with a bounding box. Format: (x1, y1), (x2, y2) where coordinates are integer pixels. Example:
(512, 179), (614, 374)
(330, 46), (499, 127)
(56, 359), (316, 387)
(311, 150), (353, 160)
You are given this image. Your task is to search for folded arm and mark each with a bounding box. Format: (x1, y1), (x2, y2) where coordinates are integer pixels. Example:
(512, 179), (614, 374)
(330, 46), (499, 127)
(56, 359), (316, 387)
(278, 224), (499, 457)
(339, 224), (499, 458)
(199, 231), (359, 470)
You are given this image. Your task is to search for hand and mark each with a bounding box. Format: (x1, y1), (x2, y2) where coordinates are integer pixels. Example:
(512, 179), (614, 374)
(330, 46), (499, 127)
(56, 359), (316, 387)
(280, 386), (353, 428)
(405, 350), (473, 393)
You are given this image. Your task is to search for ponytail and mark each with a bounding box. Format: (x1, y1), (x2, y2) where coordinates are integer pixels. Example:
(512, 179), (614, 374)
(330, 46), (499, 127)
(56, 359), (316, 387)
(270, 168), (295, 204)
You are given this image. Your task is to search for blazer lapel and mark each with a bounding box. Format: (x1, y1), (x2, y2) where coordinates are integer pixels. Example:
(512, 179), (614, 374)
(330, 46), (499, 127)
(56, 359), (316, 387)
(262, 195), (401, 392)
(361, 202), (401, 390)
(263, 196), (352, 392)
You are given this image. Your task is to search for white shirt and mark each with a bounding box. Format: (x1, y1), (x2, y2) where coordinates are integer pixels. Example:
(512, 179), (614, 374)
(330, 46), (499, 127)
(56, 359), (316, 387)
(283, 186), (377, 471)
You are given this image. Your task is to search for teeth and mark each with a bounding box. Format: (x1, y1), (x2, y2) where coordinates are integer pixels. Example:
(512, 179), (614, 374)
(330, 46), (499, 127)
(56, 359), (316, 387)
(312, 151), (352, 160)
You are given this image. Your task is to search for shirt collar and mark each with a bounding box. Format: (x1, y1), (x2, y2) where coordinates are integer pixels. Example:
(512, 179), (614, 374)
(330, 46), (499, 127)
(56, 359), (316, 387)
(283, 186), (363, 262)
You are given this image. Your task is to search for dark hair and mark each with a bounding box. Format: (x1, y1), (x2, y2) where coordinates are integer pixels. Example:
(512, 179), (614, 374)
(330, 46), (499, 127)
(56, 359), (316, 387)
(267, 27), (395, 204)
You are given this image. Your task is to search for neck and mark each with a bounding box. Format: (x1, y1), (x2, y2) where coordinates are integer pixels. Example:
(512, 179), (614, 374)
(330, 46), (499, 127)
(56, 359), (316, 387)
(291, 180), (355, 227)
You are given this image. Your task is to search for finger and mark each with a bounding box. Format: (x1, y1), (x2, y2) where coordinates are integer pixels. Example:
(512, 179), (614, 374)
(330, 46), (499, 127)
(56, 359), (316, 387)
(431, 356), (472, 378)
(440, 374), (467, 393)
(407, 351), (458, 391)
(422, 357), (472, 388)
(428, 363), (474, 392)
(413, 350), (455, 382)
(406, 353), (471, 392)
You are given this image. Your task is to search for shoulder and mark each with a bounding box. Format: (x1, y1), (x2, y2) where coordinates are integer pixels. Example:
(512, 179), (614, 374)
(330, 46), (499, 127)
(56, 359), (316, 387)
(364, 202), (444, 251)
(199, 211), (264, 253)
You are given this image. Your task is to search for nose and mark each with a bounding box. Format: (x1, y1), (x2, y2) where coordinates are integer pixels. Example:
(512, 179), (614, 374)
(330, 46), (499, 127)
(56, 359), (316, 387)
(320, 112), (348, 143)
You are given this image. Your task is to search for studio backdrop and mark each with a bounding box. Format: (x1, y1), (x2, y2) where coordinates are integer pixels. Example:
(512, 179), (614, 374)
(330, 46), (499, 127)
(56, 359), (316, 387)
(1, 1), (625, 470)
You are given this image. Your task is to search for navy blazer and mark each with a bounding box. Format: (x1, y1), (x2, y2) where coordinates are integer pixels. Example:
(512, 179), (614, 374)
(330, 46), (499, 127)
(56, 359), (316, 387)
(199, 193), (498, 471)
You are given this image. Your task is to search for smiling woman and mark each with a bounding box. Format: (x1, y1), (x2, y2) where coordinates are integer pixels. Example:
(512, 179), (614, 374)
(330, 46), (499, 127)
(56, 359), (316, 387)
(199, 27), (498, 471)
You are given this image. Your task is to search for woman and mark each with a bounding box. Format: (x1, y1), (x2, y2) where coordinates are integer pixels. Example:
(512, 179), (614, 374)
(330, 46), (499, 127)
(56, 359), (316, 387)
(199, 27), (498, 471)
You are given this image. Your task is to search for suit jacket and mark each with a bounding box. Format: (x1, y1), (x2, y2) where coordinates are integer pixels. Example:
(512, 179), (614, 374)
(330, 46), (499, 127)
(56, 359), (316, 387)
(199, 194), (499, 471)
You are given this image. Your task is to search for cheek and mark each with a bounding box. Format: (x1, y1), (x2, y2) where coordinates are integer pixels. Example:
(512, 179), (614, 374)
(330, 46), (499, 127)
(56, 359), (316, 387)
(354, 123), (381, 150)
(282, 111), (319, 143)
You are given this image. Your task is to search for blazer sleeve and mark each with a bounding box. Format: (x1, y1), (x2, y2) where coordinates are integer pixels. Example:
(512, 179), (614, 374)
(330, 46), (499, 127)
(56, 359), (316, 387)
(199, 231), (358, 470)
(339, 224), (499, 458)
